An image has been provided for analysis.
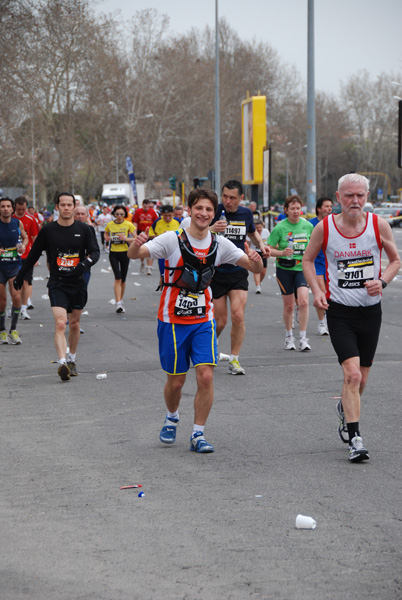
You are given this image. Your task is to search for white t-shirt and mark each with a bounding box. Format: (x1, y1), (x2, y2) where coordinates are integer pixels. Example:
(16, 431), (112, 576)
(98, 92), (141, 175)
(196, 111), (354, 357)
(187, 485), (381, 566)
(180, 216), (191, 229)
(247, 227), (270, 250)
(96, 213), (112, 232)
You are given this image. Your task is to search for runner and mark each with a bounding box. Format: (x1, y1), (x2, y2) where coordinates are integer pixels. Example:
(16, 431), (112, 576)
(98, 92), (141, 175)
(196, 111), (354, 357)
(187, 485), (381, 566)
(127, 188), (263, 453)
(210, 180), (268, 375)
(132, 199), (158, 274)
(247, 219), (269, 293)
(268, 195), (314, 351)
(95, 205), (112, 251)
(0, 198), (27, 344)
(303, 174), (401, 462)
(309, 197), (333, 335)
(104, 205), (136, 313)
(13, 193), (100, 380)
(13, 196), (39, 320)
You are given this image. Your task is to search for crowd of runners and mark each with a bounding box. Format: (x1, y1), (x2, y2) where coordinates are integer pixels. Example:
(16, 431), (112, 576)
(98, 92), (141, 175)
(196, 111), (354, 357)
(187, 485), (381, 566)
(1, 173), (400, 462)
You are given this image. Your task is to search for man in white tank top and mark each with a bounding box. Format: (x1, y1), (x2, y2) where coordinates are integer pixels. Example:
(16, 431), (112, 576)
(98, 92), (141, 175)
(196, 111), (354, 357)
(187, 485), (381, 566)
(303, 174), (401, 462)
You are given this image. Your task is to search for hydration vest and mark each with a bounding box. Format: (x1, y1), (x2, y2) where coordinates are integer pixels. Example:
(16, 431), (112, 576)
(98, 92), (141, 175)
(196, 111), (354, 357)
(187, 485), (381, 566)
(164, 230), (218, 293)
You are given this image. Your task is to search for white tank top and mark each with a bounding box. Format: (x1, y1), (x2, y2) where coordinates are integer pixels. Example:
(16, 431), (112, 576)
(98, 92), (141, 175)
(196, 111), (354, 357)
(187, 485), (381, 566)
(323, 213), (382, 307)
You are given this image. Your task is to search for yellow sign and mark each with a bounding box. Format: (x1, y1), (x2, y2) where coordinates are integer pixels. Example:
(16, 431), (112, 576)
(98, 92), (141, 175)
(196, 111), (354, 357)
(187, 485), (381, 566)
(242, 96), (266, 185)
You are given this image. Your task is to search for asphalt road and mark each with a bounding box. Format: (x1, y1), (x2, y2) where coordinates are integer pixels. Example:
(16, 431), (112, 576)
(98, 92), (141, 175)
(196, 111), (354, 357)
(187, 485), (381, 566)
(1, 229), (402, 600)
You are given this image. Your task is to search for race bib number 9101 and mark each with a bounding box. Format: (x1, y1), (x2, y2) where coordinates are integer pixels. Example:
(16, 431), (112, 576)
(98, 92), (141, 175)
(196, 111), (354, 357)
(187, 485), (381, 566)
(337, 256), (374, 288)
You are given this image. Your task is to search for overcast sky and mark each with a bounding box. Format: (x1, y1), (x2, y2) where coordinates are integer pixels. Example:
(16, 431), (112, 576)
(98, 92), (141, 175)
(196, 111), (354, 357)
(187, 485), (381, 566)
(94, 0), (402, 96)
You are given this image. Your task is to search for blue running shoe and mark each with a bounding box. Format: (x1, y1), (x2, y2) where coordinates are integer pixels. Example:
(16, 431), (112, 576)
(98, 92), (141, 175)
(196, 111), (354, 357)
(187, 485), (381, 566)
(159, 416), (179, 444)
(190, 431), (214, 453)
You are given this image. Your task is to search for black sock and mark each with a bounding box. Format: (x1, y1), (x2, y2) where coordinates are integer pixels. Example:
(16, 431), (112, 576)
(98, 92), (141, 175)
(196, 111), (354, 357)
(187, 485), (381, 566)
(10, 306), (20, 331)
(347, 422), (360, 443)
(0, 311), (5, 332)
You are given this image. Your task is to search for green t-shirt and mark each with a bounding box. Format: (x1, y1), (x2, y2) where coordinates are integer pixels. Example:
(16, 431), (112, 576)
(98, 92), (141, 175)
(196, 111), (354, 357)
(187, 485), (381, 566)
(268, 218), (314, 271)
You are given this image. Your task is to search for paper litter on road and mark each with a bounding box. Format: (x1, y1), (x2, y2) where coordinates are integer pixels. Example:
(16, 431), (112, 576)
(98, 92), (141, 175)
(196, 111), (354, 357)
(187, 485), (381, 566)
(33, 276), (45, 281)
(101, 269), (111, 273)
(41, 294), (49, 299)
(133, 282), (141, 286)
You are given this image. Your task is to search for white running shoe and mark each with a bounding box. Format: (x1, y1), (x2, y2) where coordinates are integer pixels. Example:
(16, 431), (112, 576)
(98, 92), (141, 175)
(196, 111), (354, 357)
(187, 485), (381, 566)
(317, 323), (329, 336)
(27, 300), (34, 310)
(348, 436), (369, 462)
(20, 309), (31, 320)
(299, 337), (311, 352)
(116, 301), (125, 314)
(255, 285), (261, 294)
(285, 336), (296, 350)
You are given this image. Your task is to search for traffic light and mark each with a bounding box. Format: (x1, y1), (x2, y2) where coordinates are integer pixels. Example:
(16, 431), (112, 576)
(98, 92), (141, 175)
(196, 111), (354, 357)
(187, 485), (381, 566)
(168, 175), (176, 190)
(193, 177), (208, 189)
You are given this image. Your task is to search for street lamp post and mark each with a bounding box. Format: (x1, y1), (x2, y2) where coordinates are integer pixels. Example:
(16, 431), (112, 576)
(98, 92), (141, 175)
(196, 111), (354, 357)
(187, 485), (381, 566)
(214, 0), (221, 195)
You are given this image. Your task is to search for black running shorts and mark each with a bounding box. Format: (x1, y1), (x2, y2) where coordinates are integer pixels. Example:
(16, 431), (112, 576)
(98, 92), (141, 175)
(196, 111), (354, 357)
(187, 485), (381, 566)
(109, 251), (130, 283)
(210, 267), (248, 299)
(275, 267), (308, 296)
(48, 284), (88, 313)
(327, 300), (382, 367)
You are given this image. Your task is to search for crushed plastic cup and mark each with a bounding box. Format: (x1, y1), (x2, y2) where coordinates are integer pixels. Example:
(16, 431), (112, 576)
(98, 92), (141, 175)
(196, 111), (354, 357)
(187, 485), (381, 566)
(138, 491), (145, 498)
(41, 294), (49, 299)
(108, 299), (116, 305)
(101, 268), (110, 273)
(218, 352), (230, 362)
(295, 514), (317, 529)
(96, 373), (107, 380)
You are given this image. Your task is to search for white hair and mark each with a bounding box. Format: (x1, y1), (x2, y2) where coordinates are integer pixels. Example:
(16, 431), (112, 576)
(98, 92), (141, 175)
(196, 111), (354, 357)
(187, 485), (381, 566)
(338, 173), (369, 192)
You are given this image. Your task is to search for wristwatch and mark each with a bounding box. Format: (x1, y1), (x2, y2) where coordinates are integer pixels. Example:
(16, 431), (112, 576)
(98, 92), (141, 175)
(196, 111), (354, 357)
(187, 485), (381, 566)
(380, 279), (387, 289)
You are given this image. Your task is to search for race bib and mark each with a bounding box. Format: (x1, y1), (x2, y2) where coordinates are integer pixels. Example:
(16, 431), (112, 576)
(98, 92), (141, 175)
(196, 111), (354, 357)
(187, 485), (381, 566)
(174, 290), (206, 317)
(337, 256), (374, 288)
(0, 247), (18, 261)
(293, 234), (309, 258)
(111, 234), (122, 244)
(225, 221), (247, 241)
(56, 253), (80, 271)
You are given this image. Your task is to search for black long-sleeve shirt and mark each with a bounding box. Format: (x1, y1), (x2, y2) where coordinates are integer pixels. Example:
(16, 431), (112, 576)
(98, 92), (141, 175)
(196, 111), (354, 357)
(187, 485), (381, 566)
(19, 220), (100, 287)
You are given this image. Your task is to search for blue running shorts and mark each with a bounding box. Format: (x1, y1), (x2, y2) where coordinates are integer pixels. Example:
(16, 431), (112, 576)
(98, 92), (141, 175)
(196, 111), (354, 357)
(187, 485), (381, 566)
(157, 319), (218, 375)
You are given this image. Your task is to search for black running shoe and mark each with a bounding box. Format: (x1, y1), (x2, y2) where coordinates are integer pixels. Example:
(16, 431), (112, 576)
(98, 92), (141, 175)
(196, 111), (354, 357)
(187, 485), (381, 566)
(67, 361), (78, 376)
(58, 363), (70, 381)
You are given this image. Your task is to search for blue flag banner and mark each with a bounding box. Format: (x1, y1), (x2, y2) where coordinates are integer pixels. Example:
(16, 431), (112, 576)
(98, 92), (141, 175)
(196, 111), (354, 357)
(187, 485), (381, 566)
(125, 155), (138, 203)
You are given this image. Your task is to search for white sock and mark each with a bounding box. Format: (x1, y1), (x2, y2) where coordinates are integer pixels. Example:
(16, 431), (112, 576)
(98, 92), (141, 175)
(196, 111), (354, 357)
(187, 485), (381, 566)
(68, 353), (76, 362)
(59, 358), (67, 365)
(318, 319), (325, 326)
(286, 330), (293, 337)
(21, 304), (27, 311)
(192, 425), (204, 436)
(299, 331), (307, 339)
(230, 354), (238, 362)
(167, 410), (179, 420)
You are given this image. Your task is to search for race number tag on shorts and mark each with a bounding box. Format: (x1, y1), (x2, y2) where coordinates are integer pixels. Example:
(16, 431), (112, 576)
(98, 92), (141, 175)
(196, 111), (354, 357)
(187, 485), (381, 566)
(337, 256), (374, 288)
(174, 291), (206, 317)
(56, 253), (80, 271)
(225, 221), (247, 241)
